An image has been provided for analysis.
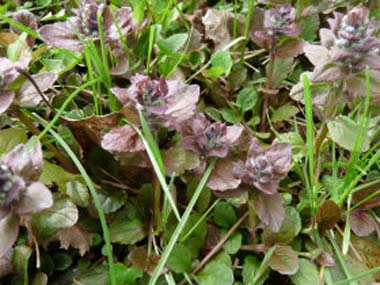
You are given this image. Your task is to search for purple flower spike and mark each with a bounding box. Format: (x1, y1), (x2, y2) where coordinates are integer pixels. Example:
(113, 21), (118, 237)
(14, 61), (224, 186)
(181, 113), (243, 158)
(39, 0), (138, 55)
(263, 4), (301, 39)
(242, 140), (292, 195)
(253, 4), (301, 46)
(111, 74), (199, 127)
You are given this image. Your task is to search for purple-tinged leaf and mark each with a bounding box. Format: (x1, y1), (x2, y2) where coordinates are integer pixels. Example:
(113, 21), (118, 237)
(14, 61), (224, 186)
(18, 72), (58, 107)
(1, 137), (43, 182)
(0, 248), (14, 278)
(15, 182), (53, 215)
(206, 159), (241, 191)
(0, 212), (19, 259)
(11, 10), (38, 46)
(275, 39), (304, 59)
(253, 191), (284, 232)
(316, 200), (341, 232)
(350, 208), (376, 237)
(268, 245), (299, 275)
(39, 21), (82, 51)
(62, 112), (122, 153)
(56, 225), (93, 256)
(0, 90), (15, 114)
(303, 44), (331, 67)
(101, 125), (144, 154)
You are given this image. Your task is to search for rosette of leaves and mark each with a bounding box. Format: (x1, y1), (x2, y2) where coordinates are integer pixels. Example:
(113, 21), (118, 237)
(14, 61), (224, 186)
(291, 5), (380, 107)
(102, 75), (199, 167)
(250, 4), (303, 58)
(111, 74), (200, 127)
(0, 137), (53, 258)
(241, 140), (292, 195)
(178, 112), (244, 189)
(180, 112), (243, 159)
(39, 0), (137, 56)
(211, 139), (292, 232)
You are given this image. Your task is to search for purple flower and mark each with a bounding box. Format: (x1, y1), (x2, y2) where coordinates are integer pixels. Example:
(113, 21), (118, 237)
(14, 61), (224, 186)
(39, 0), (137, 55)
(252, 4), (300, 44)
(111, 74), (200, 127)
(241, 140), (291, 195)
(322, 5), (380, 70)
(0, 137), (53, 258)
(261, 4), (301, 40)
(180, 113), (243, 158)
(291, 5), (380, 105)
(250, 4), (303, 58)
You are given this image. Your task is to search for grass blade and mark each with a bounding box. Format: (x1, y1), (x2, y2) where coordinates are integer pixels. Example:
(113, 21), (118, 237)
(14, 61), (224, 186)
(148, 158), (217, 285)
(30, 114), (116, 285)
(303, 74), (316, 214)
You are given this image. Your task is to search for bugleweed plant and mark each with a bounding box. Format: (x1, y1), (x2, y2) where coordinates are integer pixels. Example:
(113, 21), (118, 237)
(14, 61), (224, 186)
(1, 1), (380, 285)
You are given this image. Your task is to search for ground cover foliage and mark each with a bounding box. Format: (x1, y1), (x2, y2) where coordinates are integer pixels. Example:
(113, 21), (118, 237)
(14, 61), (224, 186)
(1, 0), (380, 284)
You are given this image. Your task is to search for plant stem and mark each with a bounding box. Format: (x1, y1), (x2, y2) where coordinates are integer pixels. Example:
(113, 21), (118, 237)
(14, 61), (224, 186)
(153, 174), (162, 231)
(260, 52), (276, 132)
(314, 122), (328, 156)
(248, 190), (257, 244)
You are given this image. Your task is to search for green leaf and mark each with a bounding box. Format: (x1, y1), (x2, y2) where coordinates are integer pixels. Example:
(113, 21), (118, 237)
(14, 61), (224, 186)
(271, 104), (299, 123)
(74, 265), (108, 285)
(206, 66), (226, 78)
(32, 197), (78, 238)
(223, 231), (242, 255)
(167, 244), (192, 273)
(97, 191), (126, 214)
(204, 107), (222, 121)
(7, 32), (28, 62)
(53, 252), (72, 271)
(207, 50), (233, 77)
(31, 273), (48, 285)
(327, 115), (371, 152)
(221, 107), (242, 124)
(300, 13), (320, 42)
(186, 177), (211, 213)
(198, 252), (233, 285)
(124, 266), (144, 284)
(157, 33), (188, 54)
(66, 181), (89, 208)
(242, 255), (269, 285)
(131, 0), (146, 23)
(290, 258), (320, 285)
(0, 128), (27, 156)
(109, 219), (146, 245)
(271, 58), (294, 88)
(42, 50), (81, 74)
(275, 132), (306, 163)
(12, 245), (33, 278)
(40, 160), (83, 193)
(263, 207), (301, 245)
(236, 88), (258, 113)
(213, 201), (237, 228)
(163, 141), (200, 176)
